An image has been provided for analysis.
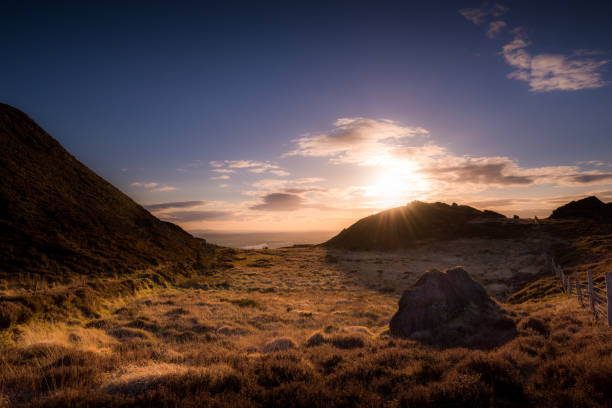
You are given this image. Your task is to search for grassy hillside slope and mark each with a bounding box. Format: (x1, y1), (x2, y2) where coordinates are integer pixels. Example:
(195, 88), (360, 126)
(0, 103), (206, 282)
(0, 103), (217, 330)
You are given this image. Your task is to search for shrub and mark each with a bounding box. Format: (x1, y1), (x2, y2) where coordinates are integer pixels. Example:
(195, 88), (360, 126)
(229, 298), (259, 308)
(329, 334), (366, 350)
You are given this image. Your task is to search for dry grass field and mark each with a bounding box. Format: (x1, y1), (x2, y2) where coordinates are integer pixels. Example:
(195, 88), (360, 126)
(1, 242), (611, 407)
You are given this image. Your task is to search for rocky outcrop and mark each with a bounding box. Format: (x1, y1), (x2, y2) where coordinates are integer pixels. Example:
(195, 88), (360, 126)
(389, 267), (490, 337)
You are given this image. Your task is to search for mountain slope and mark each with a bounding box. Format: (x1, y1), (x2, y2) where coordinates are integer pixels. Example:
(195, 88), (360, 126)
(0, 103), (205, 280)
(323, 201), (510, 250)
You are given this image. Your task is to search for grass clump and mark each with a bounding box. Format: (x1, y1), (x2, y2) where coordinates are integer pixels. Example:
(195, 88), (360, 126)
(229, 298), (259, 308)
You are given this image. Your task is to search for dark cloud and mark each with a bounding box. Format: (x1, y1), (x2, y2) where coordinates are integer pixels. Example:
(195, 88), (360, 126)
(283, 187), (328, 194)
(428, 162), (533, 185)
(466, 198), (520, 208)
(161, 210), (235, 222)
(146, 200), (205, 211)
(563, 173), (612, 184)
(250, 193), (304, 211)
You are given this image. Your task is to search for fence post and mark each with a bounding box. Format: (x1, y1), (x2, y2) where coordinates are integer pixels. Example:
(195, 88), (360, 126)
(562, 271), (568, 293)
(588, 270), (596, 319)
(575, 271), (583, 305)
(606, 272), (612, 327)
(567, 273), (572, 295)
(550, 256), (554, 275)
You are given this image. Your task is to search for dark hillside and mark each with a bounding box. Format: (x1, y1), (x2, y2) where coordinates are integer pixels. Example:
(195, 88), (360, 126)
(0, 103), (206, 282)
(323, 201), (517, 250)
(549, 196), (612, 221)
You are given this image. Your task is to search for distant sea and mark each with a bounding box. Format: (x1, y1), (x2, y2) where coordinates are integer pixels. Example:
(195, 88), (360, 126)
(189, 230), (337, 249)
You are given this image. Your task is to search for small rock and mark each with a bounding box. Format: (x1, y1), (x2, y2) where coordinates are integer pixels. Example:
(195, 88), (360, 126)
(305, 332), (325, 347)
(262, 338), (297, 353)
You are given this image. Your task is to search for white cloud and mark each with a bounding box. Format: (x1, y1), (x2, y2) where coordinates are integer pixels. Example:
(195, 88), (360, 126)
(460, 4), (610, 92)
(210, 175), (230, 180)
(284, 117), (612, 197)
(270, 169), (290, 176)
(503, 32), (610, 92)
(284, 117), (429, 165)
(212, 168), (235, 174)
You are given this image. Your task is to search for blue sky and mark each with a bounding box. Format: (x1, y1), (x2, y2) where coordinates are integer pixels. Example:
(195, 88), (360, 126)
(2, 1), (612, 231)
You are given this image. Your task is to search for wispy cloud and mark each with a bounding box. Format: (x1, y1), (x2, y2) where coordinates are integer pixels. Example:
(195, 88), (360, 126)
(250, 193), (304, 211)
(132, 181), (176, 192)
(251, 178), (326, 189)
(282, 187), (328, 194)
(145, 200), (206, 211)
(210, 175), (230, 180)
(208, 159), (288, 177)
(560, 172), (612, 185)
(151, 186), (177, 192)
(459, 3), (508, 25)
(131, 181), (158, 188)
(160, 210), (236, 222)
(225, 160), (279, 170)
(486, 20), (506, 38)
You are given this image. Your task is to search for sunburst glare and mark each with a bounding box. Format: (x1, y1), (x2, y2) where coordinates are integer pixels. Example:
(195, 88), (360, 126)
(365, 162), (430, 208)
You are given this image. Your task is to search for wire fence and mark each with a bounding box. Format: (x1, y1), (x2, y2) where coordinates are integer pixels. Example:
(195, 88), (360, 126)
(549, 257), (612, 327)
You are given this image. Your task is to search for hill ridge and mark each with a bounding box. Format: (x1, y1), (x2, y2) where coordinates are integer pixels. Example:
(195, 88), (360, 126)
(323, 200), (509, 250)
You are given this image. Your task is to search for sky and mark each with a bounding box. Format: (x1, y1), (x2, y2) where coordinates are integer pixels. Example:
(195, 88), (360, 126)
(2, 1), (612, 232)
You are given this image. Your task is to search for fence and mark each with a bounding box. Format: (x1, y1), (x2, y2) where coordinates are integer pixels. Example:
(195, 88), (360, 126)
(549, 257), (612, 327)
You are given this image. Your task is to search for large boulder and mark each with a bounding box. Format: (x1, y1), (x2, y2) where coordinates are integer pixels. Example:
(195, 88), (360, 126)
(389, 267), (490, 337)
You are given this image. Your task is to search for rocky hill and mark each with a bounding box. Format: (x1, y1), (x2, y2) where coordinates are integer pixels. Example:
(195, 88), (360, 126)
(0, 103), (206, 282)
(323, 201), (512, 250)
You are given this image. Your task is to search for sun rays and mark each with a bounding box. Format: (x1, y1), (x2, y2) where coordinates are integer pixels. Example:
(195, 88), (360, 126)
(364, 162), (431, 209)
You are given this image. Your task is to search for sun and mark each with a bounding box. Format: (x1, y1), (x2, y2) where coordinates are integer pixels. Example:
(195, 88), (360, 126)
(365, 163), (430, 208)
